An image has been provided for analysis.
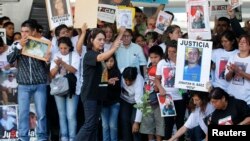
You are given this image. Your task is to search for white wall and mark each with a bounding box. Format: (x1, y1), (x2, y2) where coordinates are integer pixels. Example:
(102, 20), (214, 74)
(2, 0), (33, 32)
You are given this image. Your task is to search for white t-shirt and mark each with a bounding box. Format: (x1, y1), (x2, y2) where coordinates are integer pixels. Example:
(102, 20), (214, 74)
(156, 59), (182, 100)
(211, 49), (238, 91)
(2, 78), (18, 88)
(50, 51), (80, 94)
(225, 53), (250, 104)
(103, 43), (112, 52)
(120, 74), (144, 122)
(184, 103), (214, 134)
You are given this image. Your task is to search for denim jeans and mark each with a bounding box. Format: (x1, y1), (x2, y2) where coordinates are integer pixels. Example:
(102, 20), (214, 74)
(101, 102), (120, 141)
(18, 84), (48, 141)
(54, 94), (79, 141)
(75, 100), (101, 141)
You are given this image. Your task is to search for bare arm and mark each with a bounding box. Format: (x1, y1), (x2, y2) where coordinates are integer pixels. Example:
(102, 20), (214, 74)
(96, 27), (125, 62)
(155, 75), (166, 95)
(76, 23), (88, 56)
(168, 126), (188, 141)
(238, 117), (250, 125)
(151, 4), (165, 19)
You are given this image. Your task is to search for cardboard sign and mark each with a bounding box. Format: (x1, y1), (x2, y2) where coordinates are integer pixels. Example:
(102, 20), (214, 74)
(45, 0), (73, 30)
(175, 38), (212, 92)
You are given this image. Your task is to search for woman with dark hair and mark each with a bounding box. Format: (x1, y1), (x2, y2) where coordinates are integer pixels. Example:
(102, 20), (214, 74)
(120, 67), (144, 141)
(50, 36), (80, 141)
(101, 55), (121, 141)
(160, 25), (182, 53)
(168, 91), (214, 141)
(211, 30), (238, 91)
(225, 34), (250, 106)
(75, 27), (125, 141)
(208, 87), (250, 125)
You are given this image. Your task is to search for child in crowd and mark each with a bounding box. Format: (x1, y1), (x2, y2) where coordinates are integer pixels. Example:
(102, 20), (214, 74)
(155, 40), (186, 141)
(140, 45), (165, 141)
(101, 55), (121, 141)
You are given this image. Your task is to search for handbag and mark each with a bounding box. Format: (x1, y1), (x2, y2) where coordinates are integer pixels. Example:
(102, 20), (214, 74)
(50, 76), (69, 96)
(50, 52), (74, 96)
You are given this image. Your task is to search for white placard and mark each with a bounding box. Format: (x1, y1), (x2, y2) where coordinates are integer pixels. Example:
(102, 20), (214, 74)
(210, 0), (229, 19)
(175, 38), (212, 92)
(98, 4), (117, 23)
(116, 8), (133, 29)
(154, 10), (173, 35)
(187, 0), (211, 40)
(0, 28), (6, 44)
(157, 93), (176, 117)
(45, 0), (73, 30)
(229, 0), (242, 9)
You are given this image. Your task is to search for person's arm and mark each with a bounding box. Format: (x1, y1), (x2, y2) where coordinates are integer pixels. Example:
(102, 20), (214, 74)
(96, 27), (125, 62)
(227, 5), (246, 37)
(238, 117), (250, 125)
(168, 126), (188, 141)
(151, 4), (165, 19)
(155, 75), (166, 95)
(76, 23), (88, 56)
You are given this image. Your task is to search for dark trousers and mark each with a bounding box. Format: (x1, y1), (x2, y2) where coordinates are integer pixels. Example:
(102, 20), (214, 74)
(187, 126), (205, 141)
(46, 85), (59, 141)
(119, 99), (141, 141)
(164, 99), (186, 141)
(75, 100), (101, 141)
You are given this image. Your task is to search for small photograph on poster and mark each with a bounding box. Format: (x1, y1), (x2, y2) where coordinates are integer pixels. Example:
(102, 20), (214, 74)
(116, 8), (133, 29)
(0, 105), (18, 140)
(183, 47), (202, 82)
(157, 93), (176, 117)
(0, 71), (18, 105)
(21, 36), (51, 62)
(45, 0), (73, 30)
(218, 58), (228, 79)
(163, 66), (175, 88)
(232, 62), (247, 85)
(154, 11), (173, 34)
(29, 104), (37, 140)
(0, 28), (6, 44)
(191, 5), (205, 29)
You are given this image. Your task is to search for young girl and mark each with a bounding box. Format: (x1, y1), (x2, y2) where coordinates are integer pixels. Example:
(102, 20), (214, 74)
(225, 34), (250, 106)
(155, 40), (186, 141)
(50, 37), (80, 141)
(211, 30), (238, 91)
(101, 55), (121, 141)
(139, 45), (165, 141)
(102, 24), (115, 52)
(75, 27), (125, 141)
(168, 91), (214, 141)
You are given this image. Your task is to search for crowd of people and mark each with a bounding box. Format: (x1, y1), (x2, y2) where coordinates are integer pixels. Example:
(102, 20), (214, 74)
(0, 3), (250, 141)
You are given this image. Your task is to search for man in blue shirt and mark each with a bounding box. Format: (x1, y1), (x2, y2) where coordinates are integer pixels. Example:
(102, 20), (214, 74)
(183, 47), (201, 82)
